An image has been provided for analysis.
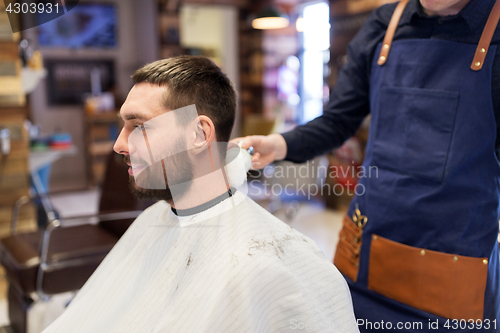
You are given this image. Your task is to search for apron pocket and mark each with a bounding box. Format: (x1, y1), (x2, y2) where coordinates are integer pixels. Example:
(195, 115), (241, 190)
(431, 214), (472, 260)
(367, 235), (488, 321)
(372, 86), (459, 182)
(334, 215), (363, 282)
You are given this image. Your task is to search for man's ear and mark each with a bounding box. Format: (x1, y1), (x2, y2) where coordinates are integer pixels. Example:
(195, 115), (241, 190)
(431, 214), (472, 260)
(191, 115), (215, 152)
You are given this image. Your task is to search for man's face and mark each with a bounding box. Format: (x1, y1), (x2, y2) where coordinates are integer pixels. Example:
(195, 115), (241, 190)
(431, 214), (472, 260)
(114, 82), (194, 201)
(419, 0), (471, 16)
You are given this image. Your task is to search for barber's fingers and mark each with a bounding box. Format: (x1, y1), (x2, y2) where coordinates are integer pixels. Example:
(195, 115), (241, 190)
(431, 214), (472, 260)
(230, 135), (276, 169)
(251, 152), (261, 169)
(250, 151), (277, 170)
(230, 136), (263, 150)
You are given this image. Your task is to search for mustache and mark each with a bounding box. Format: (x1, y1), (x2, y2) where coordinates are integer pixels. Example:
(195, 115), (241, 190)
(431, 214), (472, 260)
(124, 155), (149, 167)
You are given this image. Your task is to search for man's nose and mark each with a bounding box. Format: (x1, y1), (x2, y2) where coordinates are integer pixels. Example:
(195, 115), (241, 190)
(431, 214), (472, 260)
(114, 128), (135, 155)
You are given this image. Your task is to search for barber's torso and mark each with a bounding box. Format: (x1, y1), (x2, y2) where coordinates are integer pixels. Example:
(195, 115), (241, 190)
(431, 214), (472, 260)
(354, 0), (500, 263)
(339, 0), (500, 324)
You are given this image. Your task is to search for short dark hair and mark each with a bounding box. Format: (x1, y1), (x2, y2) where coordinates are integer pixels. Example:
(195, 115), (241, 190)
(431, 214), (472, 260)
(132, 56), (236, 143)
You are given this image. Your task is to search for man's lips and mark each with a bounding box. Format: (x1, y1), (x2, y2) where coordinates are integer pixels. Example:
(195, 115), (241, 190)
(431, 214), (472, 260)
(127, 163), (147, 176)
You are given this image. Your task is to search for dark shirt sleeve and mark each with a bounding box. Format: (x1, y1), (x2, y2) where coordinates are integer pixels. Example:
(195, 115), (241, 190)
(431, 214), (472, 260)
(493, 55), (500, 157)
(281, 5), (394, 163)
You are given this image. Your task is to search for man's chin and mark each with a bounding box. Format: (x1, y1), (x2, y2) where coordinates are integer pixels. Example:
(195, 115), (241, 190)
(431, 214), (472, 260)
(128, 176), (173, 201)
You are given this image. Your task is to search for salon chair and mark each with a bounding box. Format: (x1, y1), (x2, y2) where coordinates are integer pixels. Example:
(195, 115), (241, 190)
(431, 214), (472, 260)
(0, 152), (154, 333)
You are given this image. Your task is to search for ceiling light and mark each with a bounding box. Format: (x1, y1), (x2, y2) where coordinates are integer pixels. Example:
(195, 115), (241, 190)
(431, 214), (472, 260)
(252, 6), (289, 30)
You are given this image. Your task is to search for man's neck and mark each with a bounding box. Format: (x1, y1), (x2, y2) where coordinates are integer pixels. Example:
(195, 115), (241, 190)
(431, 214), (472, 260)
(170, 187), (235, 217)
(421, 0), (472, 17)
(168, 168), (231, 211)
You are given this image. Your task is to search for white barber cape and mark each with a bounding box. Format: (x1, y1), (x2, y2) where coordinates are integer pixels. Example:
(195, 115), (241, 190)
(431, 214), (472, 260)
(42, 191), (359, 333)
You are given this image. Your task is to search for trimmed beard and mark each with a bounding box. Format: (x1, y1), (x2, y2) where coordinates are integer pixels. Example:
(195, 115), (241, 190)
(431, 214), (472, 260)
(126, 138), (194, 202)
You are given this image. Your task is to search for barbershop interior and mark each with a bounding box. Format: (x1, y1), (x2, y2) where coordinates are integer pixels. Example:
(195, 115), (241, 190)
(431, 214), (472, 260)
(1, 0), (499, 332)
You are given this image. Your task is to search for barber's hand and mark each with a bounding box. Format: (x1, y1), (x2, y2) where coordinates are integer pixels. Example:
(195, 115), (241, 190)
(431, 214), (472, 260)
(230, 134), (287, 170)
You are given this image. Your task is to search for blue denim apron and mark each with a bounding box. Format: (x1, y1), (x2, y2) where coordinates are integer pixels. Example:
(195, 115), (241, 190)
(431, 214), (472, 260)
(348, 39), (500, 332)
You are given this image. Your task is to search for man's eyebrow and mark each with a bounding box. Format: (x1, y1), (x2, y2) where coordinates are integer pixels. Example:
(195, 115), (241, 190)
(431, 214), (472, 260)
(120, 112), (148, 121)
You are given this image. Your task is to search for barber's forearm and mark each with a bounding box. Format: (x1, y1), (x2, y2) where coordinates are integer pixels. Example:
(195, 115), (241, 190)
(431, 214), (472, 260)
(282, 60), (370, 162)
(278, 19), (372, 163)
(281, 108), (366, 163)
(280, 121), (340, 163)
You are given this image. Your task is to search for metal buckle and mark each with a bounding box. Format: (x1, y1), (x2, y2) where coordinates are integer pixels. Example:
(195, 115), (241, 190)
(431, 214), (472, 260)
(352, 203), (368, 229)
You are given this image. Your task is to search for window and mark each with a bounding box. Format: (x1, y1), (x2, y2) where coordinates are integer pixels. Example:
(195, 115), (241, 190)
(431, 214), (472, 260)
(298, 1), (330, 124)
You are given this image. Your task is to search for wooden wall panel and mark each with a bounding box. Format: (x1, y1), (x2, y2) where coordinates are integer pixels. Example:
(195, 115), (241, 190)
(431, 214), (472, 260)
(0, 109), (30, 222)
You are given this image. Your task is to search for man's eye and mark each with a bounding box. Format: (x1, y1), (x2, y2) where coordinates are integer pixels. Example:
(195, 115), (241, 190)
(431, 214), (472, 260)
(134, 125), (145, 130)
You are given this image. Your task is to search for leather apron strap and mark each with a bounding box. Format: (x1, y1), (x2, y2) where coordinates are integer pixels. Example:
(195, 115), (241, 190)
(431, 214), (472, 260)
(377, 0), (409, 66)
(378, 0), (500, 71)
(471, 0), (500, 70)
